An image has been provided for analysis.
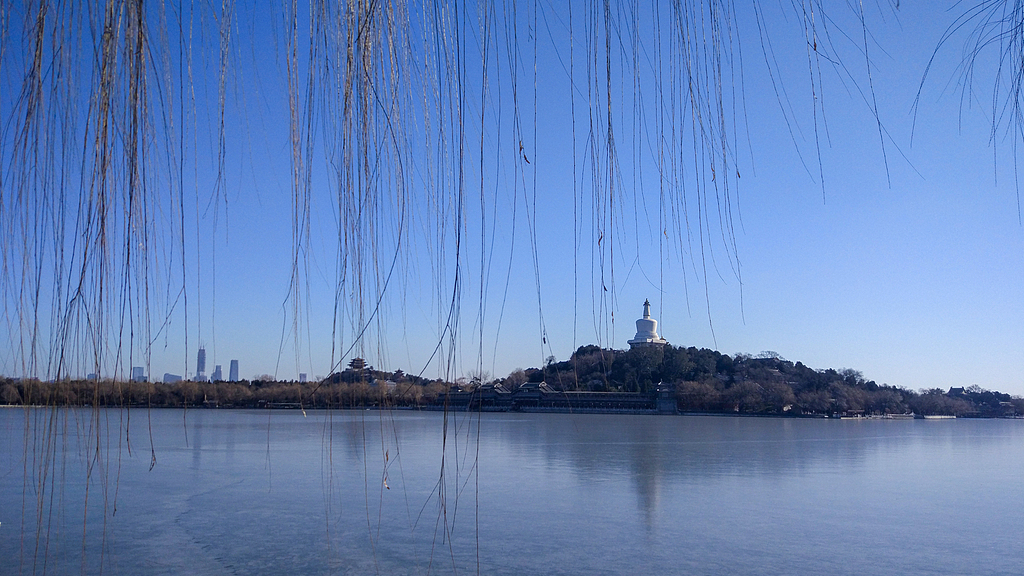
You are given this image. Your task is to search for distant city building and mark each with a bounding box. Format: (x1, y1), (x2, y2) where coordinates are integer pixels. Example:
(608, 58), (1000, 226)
(628, 299), (668, 349)
(163, 373), (182, 384)
(299, 373), (307, 383)
(211, 365), (222, 381)
(196, 346), (207, 380)
(131, 366), (146, 382)
(87, 373), (98, 381)
(229, 360), (239, 382)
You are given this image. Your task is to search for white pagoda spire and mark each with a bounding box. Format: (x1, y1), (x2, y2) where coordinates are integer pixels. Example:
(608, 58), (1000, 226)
(628, 299), (667, 348)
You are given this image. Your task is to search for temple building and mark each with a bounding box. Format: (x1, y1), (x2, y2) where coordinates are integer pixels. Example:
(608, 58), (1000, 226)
(628, 299), (668, 348)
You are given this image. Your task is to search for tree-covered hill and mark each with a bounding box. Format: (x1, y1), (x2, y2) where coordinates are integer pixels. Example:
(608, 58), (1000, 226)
(522, 344), (1022, 417)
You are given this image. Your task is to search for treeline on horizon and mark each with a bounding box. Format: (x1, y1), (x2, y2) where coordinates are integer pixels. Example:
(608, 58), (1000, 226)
(2, 345), (1021, 417)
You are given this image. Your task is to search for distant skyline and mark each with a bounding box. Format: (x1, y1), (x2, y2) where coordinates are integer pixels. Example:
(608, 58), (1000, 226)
(1, 2), (1022, 395)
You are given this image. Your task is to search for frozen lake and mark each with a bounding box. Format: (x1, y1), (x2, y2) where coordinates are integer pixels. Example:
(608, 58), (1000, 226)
(2, 407), (1022, 575)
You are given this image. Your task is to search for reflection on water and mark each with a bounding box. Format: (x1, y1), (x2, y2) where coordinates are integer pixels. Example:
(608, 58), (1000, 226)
(1, 408), (1022, 575)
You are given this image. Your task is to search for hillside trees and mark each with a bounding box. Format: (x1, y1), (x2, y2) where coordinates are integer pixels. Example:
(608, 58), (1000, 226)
(516, 343), (1021, 416)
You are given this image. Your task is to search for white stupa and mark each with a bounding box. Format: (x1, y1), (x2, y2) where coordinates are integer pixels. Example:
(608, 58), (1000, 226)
(628, 299), (668, 348)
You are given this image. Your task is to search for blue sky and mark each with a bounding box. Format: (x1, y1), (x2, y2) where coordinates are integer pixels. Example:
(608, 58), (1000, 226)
(3, 1), (1022, 395)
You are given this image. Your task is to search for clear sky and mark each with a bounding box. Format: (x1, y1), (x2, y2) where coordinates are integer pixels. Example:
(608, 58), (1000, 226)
(3, 1), (1022, 395)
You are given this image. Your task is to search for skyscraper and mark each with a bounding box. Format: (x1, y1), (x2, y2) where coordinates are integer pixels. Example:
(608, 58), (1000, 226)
(212, 365), (222, 382)
(229, 359), (239, 382)
(196, 346), (206, 380)
(131, 366), (146, 382)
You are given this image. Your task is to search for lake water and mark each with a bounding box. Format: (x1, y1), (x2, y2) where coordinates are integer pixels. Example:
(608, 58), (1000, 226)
(1, 407), (1022, 575)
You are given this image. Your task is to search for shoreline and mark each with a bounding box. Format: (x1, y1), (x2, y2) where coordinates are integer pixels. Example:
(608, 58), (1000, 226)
(5, 403), (1021, 419)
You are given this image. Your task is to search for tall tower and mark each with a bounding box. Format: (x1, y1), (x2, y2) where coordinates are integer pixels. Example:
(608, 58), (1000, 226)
(628, 299), (668, 348)
(229, 359), (239, 382)
(196, 346), (207, 380)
